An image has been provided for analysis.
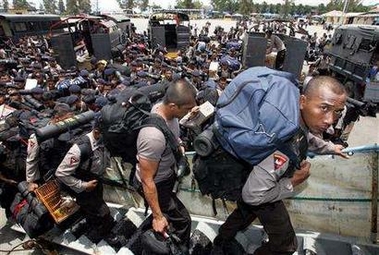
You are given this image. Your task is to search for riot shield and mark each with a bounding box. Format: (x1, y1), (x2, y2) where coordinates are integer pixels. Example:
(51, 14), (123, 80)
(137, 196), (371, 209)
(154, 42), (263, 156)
(242, 33), (267, 68)
(91, 33), (112, 60)
(50, 34), (76, 70)
(149, 26), (166, 49)
(282, 36), (307, 78)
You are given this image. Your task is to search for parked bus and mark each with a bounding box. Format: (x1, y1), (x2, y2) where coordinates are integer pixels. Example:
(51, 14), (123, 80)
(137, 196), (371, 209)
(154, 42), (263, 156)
(0, 13), (61, 41)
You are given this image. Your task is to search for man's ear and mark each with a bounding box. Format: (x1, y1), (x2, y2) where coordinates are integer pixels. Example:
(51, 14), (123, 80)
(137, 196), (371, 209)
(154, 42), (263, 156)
(300, 94), (306, 110)
(168, 102), (177, 110)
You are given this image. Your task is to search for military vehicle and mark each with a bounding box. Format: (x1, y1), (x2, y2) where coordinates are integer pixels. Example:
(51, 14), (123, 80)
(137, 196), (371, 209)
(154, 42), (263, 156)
(49, 15), (125, 69)
(326, 24), (379, 103)
(148, 11), (191, 53)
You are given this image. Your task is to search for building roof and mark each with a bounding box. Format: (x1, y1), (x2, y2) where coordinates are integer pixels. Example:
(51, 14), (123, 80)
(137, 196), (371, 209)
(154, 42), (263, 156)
(321, 10), (343, 17)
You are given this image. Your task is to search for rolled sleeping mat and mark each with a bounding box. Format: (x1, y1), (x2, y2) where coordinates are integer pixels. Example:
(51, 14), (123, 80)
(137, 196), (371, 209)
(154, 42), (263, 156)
(193, 125), (219, 157)
(35, 111), (95, 142)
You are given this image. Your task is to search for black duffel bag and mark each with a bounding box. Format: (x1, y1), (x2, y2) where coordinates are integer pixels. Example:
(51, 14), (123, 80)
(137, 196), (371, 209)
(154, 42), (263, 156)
(10, 181), (54, 238)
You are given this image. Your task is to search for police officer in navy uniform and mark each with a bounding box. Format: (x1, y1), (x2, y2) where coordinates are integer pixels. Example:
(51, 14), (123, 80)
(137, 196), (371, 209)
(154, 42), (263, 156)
(26, 103), (75, 190)
(55, 116), (114, 243)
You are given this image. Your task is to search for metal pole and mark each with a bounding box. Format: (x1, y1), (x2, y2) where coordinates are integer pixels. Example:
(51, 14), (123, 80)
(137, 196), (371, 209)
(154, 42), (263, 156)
(371, 150), (378, 243)
(340, 0), (350, 25)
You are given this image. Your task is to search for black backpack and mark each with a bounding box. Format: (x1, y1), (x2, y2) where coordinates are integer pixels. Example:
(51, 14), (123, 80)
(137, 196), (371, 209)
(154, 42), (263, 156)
(99, 87), (182, 187)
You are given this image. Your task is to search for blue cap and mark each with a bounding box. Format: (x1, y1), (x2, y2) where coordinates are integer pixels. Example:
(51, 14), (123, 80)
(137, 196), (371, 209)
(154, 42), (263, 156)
(134, 81), (148, 88)
(137, 71), (148, 78)
(192, 70), (201, 77)
(65, 95), (79, 105)
(104, 68), (115, 76)
(31, 63), (42, 69)
(69, 84), (81, 93)
(121, 79), (131, 86)
(97, 78), (107, 85)
(31, 87), (44, 94)
(14, 76), (26, 82)
(79, 69), (89, 77)
(54, 103), (72, 115)
(83, 94), (96, 104)
(94, 96), (108, 108)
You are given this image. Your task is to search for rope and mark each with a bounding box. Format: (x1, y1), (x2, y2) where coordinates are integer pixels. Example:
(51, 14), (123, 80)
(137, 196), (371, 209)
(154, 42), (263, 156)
(0, 240), (37, 255)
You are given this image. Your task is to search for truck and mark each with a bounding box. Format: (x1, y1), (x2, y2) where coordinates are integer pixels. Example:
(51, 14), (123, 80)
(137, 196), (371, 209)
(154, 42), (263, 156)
(148, 11), (191, 56)
(326, 24), (379, 103)
(49, 15), (126, 69)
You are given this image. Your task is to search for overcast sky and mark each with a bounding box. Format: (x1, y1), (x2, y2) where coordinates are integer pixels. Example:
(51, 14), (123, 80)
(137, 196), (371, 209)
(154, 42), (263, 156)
(29, 0), (378, 12)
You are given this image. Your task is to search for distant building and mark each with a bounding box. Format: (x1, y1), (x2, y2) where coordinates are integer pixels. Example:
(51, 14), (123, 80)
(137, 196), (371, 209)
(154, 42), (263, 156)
(354, 5), (379, 25)
(321, 10), (363, 25)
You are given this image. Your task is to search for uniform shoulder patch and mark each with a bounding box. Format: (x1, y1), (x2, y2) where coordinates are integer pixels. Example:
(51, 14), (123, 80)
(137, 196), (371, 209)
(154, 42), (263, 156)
(70, 156), (79, 166)
(274, 153), (288, 170)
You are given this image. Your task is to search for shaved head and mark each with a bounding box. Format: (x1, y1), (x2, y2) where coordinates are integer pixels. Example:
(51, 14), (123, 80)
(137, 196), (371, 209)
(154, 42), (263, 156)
(303, 76), (346, 98)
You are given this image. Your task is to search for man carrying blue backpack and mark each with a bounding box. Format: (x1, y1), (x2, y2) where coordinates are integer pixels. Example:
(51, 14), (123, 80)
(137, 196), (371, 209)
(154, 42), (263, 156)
(211, 75), (347, 255)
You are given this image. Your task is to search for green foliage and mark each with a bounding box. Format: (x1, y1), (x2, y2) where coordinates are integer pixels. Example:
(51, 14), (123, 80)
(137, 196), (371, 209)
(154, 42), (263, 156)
(43, 0), (57, 13)
(211, 0), (238, 13)
(325, 0), (369, 13)
(261, 1), (268, 13)
(12, 0), (29, 9)
(238, 0), (253, 16)
(65, 0), (79, 14)
(193, 0), (203, 9)
(150, 3), (161, 9)
(65, 0), (91, 14)
(282, 0), (292, 17)
(78, 0), (91, 13)
(138, 0), (149, 11)
(58, 0), (65, 13)
(176, 0), (195, 9)
(209, 0), (370, 16)
(116, 0), (134, 9)
(318, 3), (327, 14)
(4, 0), (9, 11)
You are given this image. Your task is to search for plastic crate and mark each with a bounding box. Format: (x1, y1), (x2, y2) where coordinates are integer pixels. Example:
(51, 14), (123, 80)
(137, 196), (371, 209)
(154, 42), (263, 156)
(35, 180), (80, 224)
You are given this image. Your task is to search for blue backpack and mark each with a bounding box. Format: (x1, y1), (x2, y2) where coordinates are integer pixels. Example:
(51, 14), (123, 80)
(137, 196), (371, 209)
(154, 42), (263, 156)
(193, 67), (306, 204)
(214, 66), (301, 166)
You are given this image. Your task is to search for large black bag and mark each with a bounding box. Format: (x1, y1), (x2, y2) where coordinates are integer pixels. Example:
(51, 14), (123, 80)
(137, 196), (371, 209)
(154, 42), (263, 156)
(193, 127), (308, 203)
(99, 87), (183, 187)
(99, 87), (152, 164)
(10, 181), (54, 238)
(192, 126), (251, 202)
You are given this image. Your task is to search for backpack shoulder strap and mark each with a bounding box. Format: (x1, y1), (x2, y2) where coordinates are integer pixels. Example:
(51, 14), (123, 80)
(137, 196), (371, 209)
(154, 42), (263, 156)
(142, 114), (182, 162)
(76, 135), (93, 168)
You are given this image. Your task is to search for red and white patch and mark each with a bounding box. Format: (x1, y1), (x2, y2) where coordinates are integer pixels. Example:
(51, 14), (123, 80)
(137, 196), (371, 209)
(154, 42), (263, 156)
(274, 154), (287, 171)
(70, 157), (79, 165)
(28, 140), (36, 148)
